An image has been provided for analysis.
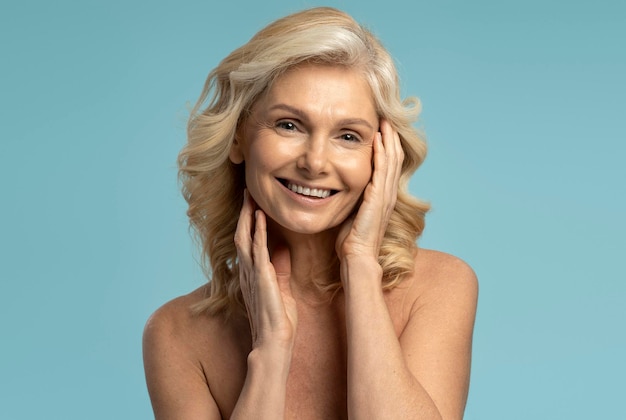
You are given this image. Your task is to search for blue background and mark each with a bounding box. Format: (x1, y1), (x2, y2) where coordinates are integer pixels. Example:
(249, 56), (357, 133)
(1, 0), (624, 418)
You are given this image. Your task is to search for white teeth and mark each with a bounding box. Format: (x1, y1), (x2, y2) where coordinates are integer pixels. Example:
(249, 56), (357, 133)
(287, 182), (331, 198)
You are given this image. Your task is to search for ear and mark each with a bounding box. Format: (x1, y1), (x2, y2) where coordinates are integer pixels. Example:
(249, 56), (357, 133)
(229, 135), (245, 164)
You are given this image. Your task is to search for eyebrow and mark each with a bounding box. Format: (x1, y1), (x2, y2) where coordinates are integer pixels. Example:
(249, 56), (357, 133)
(268, 103), (375, 130)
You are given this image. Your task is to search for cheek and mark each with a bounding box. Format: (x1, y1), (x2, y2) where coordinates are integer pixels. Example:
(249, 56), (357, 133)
(346, 148), (373, 184)
(247, 135), (296, 165)
(344, 151), (373, 191)
(357, 168), (373, 192)
(245, 143), (275, 174)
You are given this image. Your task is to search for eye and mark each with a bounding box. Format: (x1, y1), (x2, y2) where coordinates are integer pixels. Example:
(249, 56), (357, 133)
(340, 132), (361, 142)
(276, 121), (297, 131)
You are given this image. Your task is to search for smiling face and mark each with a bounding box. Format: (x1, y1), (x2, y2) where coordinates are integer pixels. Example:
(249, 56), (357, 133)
(230, 64), (379, 236)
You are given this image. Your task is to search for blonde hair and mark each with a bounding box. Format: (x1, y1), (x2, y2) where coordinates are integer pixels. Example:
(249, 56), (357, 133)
(179, 7), (430, 317)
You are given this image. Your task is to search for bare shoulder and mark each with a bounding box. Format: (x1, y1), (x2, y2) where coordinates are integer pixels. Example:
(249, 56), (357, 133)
(142, 285), (238, 419)
(408, 248), (478, 308)
(143, 284), (249, 378)
(143, 285), (215, 358)
(396, 249), (478, 419)
(413, 248), (477, 283)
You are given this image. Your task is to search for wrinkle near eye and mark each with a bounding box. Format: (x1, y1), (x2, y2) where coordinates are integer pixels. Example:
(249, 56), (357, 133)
(246, 113), (273, 130)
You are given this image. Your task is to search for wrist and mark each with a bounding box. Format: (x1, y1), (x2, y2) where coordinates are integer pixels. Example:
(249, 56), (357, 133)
(340, 255), (383, 290)
(247, 346), (292, 382)
(341, 254), (382, 274)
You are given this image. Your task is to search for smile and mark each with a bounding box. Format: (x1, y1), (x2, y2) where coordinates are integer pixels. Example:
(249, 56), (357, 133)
(280, 179), (334, 198)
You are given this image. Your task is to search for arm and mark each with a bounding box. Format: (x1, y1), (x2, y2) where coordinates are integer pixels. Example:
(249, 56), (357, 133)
(143, 192), (297, 419)
(143, 305), (222, 420)
(143, 302), (294, 420)
(342, 253), (477, 419)
(143, 302), (293, 420)
(336, 121), (478, 419)
(230, 191), (298, 419)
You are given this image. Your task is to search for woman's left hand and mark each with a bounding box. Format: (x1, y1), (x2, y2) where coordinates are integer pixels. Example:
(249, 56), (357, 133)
(335, 119), (404, 263)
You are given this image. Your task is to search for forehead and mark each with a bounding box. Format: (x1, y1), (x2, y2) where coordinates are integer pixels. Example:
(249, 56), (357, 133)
(254, 64), (377, 120)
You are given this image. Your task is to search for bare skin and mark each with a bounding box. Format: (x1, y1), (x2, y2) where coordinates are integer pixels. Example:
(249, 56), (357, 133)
(143, 65), (478, 419)
(144, 249), (476, 419)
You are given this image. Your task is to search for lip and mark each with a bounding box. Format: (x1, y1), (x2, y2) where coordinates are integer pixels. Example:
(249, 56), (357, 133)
(278, 178), (336, 191)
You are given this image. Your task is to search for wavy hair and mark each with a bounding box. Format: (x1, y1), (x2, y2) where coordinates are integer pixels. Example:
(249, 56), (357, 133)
(179, 7), (430, 317)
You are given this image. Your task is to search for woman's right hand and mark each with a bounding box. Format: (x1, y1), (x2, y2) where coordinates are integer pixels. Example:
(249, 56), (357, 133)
(234, 190), (298, 354)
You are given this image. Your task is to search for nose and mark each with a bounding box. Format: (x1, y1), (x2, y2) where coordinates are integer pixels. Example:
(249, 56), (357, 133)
(296, 134), (329, 176)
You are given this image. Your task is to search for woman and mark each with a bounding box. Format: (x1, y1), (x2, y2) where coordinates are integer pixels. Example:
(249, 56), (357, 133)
(143, 7), (477, 420)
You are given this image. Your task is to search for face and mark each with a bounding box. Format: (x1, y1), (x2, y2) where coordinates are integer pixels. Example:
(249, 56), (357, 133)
(230, 64), (379, 236)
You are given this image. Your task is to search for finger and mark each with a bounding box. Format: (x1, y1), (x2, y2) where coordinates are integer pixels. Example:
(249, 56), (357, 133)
(249, 209), (269, 310)
(252, 210), (280, 302)
(370, 130), (387, 193)
(377, 121), (403, 246)
(377, 121), (396, 210)
(251, 210), (289, 326)
(380, 120), (402, 203)
(380, 119), (393, 155)
(234, 189), (254, 266)
(252, 209), (270, 267)
(235, 191), (256, 322)
(389, 131), (402, 199)
(390, 122), (404, 191)
(379, 120), (397, 177)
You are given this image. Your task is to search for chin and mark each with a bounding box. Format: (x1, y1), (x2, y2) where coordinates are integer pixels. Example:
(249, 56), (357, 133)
(266, 215), (341, 237)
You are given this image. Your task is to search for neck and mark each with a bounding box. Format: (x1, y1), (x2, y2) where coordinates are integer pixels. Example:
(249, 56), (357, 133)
(266, 218), (341, 300)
